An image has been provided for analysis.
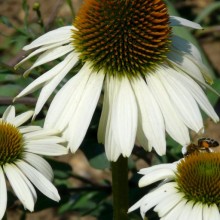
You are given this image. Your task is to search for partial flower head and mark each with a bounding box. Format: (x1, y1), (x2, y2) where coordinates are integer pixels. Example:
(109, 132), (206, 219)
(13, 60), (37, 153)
(128, 152), (220, 220)
(0, 106), (67, 218)
(15, 0), (218, 161)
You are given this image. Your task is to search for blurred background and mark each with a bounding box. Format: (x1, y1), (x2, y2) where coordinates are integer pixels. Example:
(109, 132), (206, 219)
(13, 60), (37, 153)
(0, 0), (220, 219)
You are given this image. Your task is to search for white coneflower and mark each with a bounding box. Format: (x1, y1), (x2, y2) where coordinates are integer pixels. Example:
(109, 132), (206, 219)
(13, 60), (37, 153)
(128, 152), (220, 220)
(15, 0), (219, 161)
(0, 106), (67, 218)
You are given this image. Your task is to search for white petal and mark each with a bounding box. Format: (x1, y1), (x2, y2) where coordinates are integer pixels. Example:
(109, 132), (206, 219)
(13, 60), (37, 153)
(0, 168), (7, 220)
(167, 68), (219, 122)
(15, 53), (74, 99)
(139, 169), (175, 187)
(154, 192), (184, 217)
(140, 182), (178, 219)
(170, 36), (213, 85)
(168, 50), (206, 85)
(187, 202), (203, 219)
(24, 152), (54, 180)
(2, 106), (15, 123)
(104, 126), (121, 162)
(34, 52), (78, 116)
(170, 16), (202, 29)
(15, 40), (70, 69)
(161, 199), (187, 220)
(103, 76), (121, 161)
(171, 35), (202, 62)
(158, 67), (203, 132)
(146, 72), (190, 146)
(44, 63), (91, 130)
(24, 44), (73, 76)
(132, 77), (165, 155)
(19, 126), (41, 134)
(208, 204), (220, 220)
(128, 182), (177, 215)
(139, 163), (177, 175)
(4, 164), (35, 211)
(23, 129), (60, 140)
(177, 201), (194, 220)
(25, 136), (65, 144)
(17, 161), (60, 201)
(23, 26), (73, 50)
(13, 110), (34, 127)
(67, 71), (105, 152)
(202, 204), (211, 220)
(109, 76), (137, 158)
(13, 166), (38, 203)
(128, 199), (142, 213)
(187, 56), (214, 86)
(136, 121), (150, 151)
(24, 143), (68, 156)
(97, 78), (109, 144)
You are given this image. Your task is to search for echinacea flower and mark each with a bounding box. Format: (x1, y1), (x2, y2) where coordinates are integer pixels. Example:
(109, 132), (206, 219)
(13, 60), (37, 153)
(15, 0), (219, 161)
(128, 152), (220, 220)
(0, 106), (67, 218)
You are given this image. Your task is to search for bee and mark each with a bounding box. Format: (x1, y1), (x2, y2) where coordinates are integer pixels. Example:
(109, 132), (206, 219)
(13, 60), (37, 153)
(184, 137), (219, 156)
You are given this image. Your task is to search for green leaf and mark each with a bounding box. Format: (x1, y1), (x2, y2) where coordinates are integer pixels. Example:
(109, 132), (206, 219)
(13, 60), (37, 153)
(0, 16), (13, 28)
(22, 0), (30, 33)
(65, 0), (75, 18)
(47, 158), (73, 179)
(194, 2), (220, 24)
(206, 78), (220, 106)
(59, 191), (97, 214)
(0, 84), (22, 97)
(0, 73), (20, 82)
(81, 142), (110, 169)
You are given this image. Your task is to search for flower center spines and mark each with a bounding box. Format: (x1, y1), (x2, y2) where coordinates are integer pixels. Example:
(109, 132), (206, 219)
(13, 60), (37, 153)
(72, 0), (171, 77)
(176, 153), (220, 206)
(0, 121), (24, 165)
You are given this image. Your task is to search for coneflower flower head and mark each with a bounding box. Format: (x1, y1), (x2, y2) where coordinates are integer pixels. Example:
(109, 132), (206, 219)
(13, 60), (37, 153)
(72, 0), (171, 76)
(15, 0), (219, 161)
(0, 106), (67, 218)
(129, 152), (220, 220)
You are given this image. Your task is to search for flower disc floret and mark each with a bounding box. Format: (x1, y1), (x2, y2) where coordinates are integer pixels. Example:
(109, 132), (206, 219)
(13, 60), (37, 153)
(72, 0), (171, 76)
(176, 152), (220, 206)
(0, 121), (23, 165)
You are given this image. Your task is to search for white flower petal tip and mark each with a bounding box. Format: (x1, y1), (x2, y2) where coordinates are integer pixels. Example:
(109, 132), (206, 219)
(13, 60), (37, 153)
(2, 106), (15, 122)
(12, 97), (17, 103)
(170, 16), (202, 29)
(131, 77), (166, 155)
(23, 72), (31, 78)
(32, 114), (37, 121)
(0, 168), (7, 220)
(22, 26), (73, 51)
(4, 164), (35, 212)
(181, 146), (187, 155)
(103, 76), (138, 161)
(17, 161), (60, 202)
(138, 169), (175, 188)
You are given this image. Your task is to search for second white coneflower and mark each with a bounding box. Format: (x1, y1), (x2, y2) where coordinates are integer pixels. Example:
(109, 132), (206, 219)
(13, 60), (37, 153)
(15, 0), (218, 161)
(0, 106), (68, 219)
(129, 152), (220, 220)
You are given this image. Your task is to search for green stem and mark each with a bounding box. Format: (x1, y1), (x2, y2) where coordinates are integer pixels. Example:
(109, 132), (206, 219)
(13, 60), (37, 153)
(111, 156), (129, 220)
